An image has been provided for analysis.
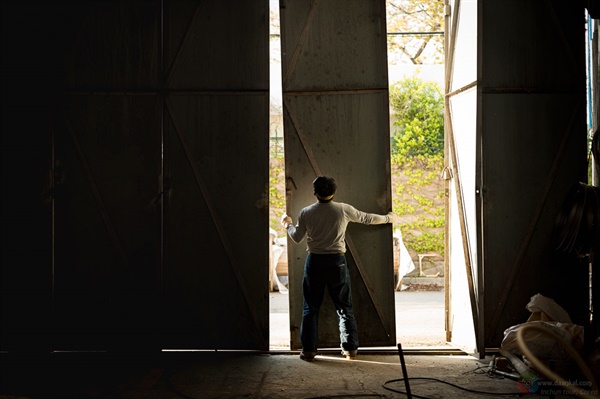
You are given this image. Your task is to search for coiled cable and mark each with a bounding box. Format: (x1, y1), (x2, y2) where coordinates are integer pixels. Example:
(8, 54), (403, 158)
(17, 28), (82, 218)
(515, 322), (599, 399)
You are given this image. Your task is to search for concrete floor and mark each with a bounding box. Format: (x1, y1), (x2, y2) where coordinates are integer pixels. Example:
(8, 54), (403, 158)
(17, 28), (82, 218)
(1, 351), (530, 399)
(1, 290), (588, 398)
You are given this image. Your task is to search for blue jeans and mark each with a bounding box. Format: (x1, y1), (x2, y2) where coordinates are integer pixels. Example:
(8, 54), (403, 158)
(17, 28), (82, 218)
(300, 253), (359, 353)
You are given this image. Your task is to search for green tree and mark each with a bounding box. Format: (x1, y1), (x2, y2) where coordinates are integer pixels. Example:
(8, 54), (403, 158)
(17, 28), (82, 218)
(390, 76), (444, 161)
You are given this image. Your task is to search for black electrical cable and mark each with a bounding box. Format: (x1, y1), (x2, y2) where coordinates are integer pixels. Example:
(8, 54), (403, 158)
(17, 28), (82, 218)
(382, 377), (528, 398)
(386, 344), (526, 398)
(462, 364), (512, 379)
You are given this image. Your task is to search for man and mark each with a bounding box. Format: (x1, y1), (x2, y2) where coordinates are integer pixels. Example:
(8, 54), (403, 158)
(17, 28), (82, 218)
(281, 176), (394, 361)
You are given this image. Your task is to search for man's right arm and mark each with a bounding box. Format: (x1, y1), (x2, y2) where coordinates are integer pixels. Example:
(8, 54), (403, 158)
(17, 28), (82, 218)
(282, 212), (307, 243)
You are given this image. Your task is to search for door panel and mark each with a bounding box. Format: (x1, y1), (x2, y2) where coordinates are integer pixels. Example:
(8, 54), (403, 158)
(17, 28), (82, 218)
(280, 0), (395, 350)
(480, 0), (588, 348)
(54, 0), (162, 351)
(163, 94), (269, 349)
(162, 0), (270, 350)
(445, 0), (588, 355)
(54, 95), (162, 350)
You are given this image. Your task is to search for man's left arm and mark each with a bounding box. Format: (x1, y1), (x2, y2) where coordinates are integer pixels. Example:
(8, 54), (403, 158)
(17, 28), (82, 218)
(346, 204), (396, 225)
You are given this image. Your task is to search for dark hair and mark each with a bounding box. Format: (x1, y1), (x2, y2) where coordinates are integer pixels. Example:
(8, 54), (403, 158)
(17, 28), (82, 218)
(313, 176), (337, 201)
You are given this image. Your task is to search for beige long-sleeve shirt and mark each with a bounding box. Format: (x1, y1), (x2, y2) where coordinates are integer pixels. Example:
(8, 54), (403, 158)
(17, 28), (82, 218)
(286, 201), (390, 254)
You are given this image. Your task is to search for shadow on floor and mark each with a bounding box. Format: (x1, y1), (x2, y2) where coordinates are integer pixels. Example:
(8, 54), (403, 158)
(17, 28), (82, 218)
(1, 351), (526, 399)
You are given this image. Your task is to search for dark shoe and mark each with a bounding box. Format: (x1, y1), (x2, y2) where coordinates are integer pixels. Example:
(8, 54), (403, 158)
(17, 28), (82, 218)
(342, 350), (357, 360)
(300, 352), (316, 362)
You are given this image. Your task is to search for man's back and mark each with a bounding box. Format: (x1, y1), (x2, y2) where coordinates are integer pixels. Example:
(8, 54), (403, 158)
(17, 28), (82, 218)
(287, 201), (390, 254)
(296, 201), (348, 254)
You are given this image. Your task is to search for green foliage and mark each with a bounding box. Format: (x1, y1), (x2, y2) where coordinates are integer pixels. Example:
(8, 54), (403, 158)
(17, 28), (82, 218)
(269, 148), (287, 236)
(390, 77), (444, 163)
(416, 215), (444, 228)
(269, 185), (285, 209)
(395, 183), (406, 195)
(391, 153), (445, 255)
(393, 200), (416, 215)
(403, 231), (445, 254)
(414, 195), (433, 208)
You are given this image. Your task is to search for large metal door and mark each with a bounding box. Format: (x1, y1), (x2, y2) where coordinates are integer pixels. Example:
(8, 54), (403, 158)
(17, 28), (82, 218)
(280, 0), (395, 350)
(479, 0), (587, 349)
(54, 0), (162, 350)
(162, 0), (270, 349)
(53, 0), (270, 351)
(445, 0), (588, 356)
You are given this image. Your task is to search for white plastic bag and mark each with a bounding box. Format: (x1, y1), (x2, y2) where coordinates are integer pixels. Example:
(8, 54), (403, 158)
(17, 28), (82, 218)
(526, 293), (572, 323)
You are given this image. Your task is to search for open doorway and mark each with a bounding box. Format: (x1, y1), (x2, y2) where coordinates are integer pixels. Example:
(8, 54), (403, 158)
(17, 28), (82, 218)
(386, 0), (448, 349)
(268, 0), (448, 350)
(267, 0), (289, 349)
